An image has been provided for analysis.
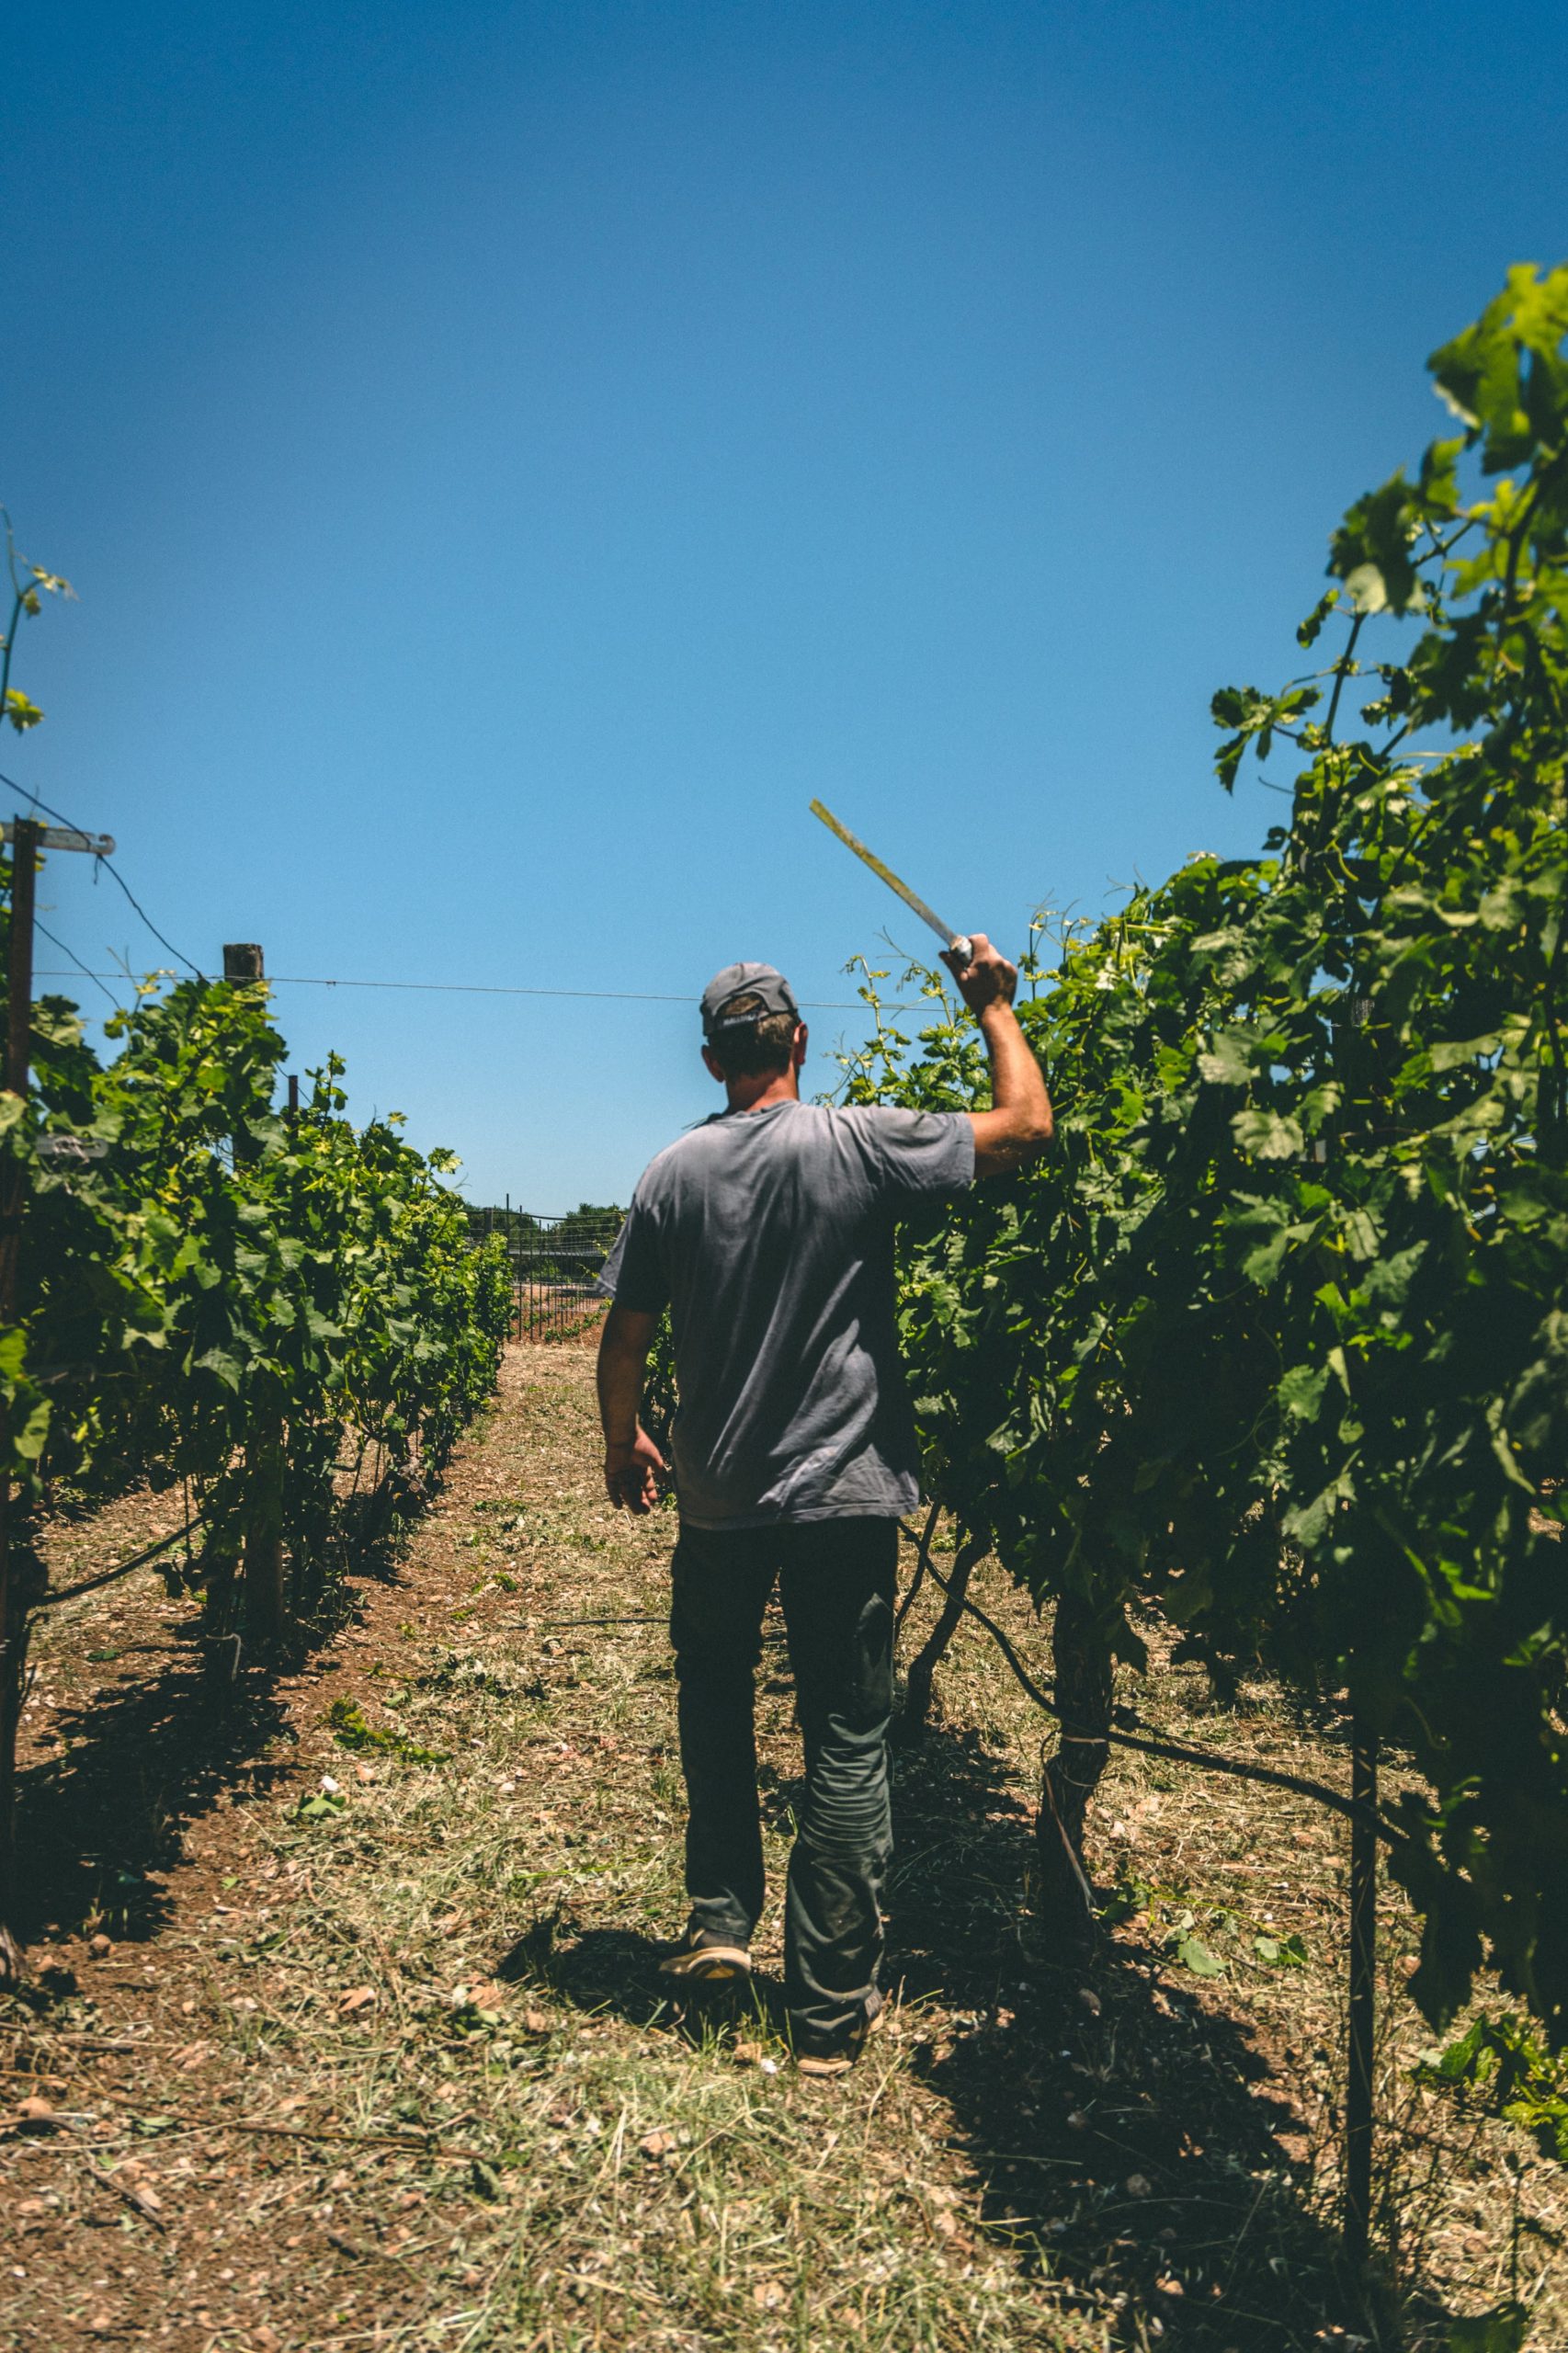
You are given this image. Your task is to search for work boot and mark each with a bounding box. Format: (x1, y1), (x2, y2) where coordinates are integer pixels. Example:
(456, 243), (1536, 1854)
(793, 1988), (885, 2077)
(657, 1925), (753, 1986)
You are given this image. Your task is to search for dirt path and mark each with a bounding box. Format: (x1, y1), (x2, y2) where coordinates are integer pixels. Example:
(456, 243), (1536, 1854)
(5, 1347), (1562, 2350)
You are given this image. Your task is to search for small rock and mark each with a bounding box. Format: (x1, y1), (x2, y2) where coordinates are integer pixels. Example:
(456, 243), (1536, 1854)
(1125, 2173), (1153, 2198)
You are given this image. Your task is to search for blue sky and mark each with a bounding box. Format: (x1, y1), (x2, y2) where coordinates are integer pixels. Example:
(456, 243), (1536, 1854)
(5, 1), (1566, 1209)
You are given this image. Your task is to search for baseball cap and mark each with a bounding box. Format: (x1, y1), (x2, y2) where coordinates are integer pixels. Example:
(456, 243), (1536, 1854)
(699, 961), (800, 1037)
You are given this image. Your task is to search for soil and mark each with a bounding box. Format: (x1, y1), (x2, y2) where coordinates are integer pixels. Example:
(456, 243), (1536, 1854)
(3, 1345), (1562, 2351)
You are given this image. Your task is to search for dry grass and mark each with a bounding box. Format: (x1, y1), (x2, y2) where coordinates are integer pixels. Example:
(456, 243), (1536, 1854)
(3, 1345), (1563, 2350)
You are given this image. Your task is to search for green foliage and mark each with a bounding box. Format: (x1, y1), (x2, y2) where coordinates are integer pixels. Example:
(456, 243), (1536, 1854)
(0, 510), (509, 1608)
(0, 510), (74, 735)
(0, 914), (512, 1627)
(1096, 1874), (1302, 1978)
(1418, 2012), (1568, 2165)
(326, 1695), (449, 1765)
(1172, 1930), (1225, 1978)
(846, 265), (1568, 2046)
(1443, 2315), (1528, 2353)
(292, 1784), (347, 1823)
(642, 1308), (678, 1467)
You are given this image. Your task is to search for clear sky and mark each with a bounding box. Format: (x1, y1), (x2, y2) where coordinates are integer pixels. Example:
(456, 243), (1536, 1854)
(5, 2), (1566, 1210)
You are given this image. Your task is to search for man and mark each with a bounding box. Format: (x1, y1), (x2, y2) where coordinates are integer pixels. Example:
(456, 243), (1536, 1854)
(596, 936), (1052, 2074)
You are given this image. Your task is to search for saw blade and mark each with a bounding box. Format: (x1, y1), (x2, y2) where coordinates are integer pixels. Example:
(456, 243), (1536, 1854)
(809, 799), (966, 954)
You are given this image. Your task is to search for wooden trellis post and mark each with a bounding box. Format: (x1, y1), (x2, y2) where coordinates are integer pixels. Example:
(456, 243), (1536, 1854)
(0, 815), (115, 1981)
(222, 942), (287, 1643)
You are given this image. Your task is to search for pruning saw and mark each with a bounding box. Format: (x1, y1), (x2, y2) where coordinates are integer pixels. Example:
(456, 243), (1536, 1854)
(809, 799), (972, 965)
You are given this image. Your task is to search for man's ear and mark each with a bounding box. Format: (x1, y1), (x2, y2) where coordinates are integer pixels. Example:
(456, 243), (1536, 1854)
(791, 1023), (808, 1068)
(701, 1043), (726, 1085)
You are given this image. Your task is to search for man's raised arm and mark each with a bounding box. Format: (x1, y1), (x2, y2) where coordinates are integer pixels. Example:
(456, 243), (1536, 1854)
(941, 932), (1054, 1178)
(597, 1302), (667, 1513)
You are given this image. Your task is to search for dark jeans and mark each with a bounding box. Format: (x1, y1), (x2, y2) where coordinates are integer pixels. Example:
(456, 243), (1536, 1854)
(669, 1517), (898, 2046)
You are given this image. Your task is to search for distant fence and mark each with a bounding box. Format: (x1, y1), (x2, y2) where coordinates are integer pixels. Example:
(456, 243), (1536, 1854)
(469, 1205), (623, 1344)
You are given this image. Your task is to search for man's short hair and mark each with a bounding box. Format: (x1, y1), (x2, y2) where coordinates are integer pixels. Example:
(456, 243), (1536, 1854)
(705, 993), (799, 1078)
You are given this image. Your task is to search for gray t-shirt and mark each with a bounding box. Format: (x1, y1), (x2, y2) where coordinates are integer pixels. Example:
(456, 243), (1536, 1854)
(600, 1100), (974, 1529)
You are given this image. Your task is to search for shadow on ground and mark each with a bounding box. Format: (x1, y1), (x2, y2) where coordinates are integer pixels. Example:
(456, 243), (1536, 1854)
(494, 1915), (781, 2054)
(887, 1715), (1419, 2350)
(15, 1492), (431, 1954)
(506, 1706), (1428, 2348)
(17, 1623), (298, 1948)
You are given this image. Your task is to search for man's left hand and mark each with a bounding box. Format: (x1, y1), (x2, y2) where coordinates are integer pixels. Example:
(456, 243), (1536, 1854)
(605, 1427), (666, 1513)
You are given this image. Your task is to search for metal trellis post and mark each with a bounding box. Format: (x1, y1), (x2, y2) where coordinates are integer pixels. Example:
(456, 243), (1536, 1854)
(1345, 1718), (1379, 2265)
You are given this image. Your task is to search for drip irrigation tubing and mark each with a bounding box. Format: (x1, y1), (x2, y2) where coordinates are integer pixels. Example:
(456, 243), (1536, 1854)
(905, 1532), (1410, 1851)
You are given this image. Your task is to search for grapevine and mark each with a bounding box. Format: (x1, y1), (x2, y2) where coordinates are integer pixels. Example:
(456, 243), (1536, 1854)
(0, 855), (511, 1975)
(847, 263), (1568, 2053)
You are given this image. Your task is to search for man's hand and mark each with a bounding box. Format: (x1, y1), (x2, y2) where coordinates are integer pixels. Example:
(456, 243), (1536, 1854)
(605, 1426), (666, 1514)
(945, 928), (1054, 1176)
(941, 931), (1017, 1017)
(597, 1302), (662, 1509)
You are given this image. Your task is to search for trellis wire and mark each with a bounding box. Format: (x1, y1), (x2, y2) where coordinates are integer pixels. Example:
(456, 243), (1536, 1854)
(904, 1528), (1404, 1846)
